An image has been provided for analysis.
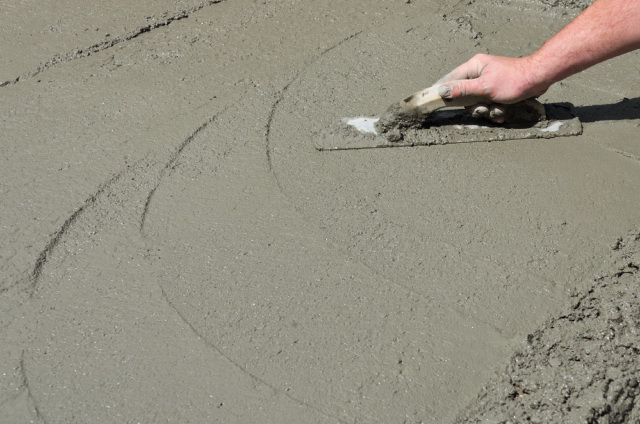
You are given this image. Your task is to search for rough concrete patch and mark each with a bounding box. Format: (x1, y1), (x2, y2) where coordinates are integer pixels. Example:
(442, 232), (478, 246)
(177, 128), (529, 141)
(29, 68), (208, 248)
(484, 0), (593, 11)
(457, 231), (640, 424)
(540, 0), (594, 10)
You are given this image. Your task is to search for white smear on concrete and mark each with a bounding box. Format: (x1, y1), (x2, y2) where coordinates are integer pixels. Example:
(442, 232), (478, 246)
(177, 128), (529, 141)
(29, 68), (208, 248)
(541, 121), (564, 132)
(346, 117), (379, 135)
(455, 124), (489, 130)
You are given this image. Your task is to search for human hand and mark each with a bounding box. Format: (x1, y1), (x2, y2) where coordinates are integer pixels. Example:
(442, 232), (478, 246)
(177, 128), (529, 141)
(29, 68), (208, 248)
(437, 54), (548, 123)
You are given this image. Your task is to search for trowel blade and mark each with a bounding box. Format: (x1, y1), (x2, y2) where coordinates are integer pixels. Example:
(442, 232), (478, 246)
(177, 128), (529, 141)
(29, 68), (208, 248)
(315, 103), (582, 151)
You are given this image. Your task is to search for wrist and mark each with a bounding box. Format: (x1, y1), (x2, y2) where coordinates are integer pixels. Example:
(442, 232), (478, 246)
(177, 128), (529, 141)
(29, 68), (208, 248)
(518, 54), (554, 99)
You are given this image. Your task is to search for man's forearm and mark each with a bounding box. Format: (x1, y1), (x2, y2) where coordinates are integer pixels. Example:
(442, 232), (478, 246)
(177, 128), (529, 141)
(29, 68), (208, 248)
(438, 0), (640, 112)
(529, 0), (640, 90)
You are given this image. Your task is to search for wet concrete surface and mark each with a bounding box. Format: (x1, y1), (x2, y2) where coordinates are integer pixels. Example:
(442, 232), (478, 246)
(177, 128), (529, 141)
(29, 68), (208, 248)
(2, 0), (640, 422)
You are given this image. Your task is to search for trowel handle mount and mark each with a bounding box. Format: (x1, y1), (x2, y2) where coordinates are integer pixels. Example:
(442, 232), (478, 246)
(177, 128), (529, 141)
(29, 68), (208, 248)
(400, 85), (482, 115)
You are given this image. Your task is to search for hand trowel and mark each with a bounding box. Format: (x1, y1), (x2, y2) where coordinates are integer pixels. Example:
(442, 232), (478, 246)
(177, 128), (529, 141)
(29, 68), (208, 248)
(314, 84), (582, 151)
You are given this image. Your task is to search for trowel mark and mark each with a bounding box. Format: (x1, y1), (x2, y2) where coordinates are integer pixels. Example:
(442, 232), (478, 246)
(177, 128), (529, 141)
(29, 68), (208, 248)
(608, 147), (640, 164)
(265, 30), (363, 188)
(158, 287), (347, 423)
(13, 98), (344, 422)
(139, 110), (227, 233)
(18, 351), (47, 424)
(16, 100), (234, 297)
(264, 49), (518, 343)
(1, 170), (125, 297)
(0, 0), (226, 88)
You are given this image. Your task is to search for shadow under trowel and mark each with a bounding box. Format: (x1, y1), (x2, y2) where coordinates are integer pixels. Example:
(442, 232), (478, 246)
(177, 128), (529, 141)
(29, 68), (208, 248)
(574, 97), (640, 123)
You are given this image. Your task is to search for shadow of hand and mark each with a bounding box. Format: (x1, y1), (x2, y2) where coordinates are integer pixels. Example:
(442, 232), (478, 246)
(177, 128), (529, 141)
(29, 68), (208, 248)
(575, 97), (640, 123)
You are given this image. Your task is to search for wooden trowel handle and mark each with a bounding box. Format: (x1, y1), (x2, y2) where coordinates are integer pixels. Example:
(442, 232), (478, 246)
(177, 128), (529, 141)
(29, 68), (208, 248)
(376, 85), (547, 139)
(375, 84), (490, 138)
(401, 85), (482, 115)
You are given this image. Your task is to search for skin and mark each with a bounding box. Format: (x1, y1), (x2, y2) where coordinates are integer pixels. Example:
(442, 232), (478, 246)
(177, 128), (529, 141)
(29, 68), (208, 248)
(438, 0), (640, 123)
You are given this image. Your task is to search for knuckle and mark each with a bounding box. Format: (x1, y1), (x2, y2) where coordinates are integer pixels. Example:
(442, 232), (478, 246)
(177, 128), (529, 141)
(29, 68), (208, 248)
(480, 83), (493, 97)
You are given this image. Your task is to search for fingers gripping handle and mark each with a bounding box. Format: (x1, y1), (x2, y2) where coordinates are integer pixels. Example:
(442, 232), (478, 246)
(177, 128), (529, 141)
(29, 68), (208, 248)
(375, 84), (486, 140)
(400, 84), (482, 115)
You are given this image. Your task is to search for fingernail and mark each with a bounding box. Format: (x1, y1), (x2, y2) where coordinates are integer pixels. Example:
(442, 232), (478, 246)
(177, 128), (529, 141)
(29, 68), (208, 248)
(438, 85), (452, 98)
(489, 108), (504, 118)
(471, 105), (489, 119)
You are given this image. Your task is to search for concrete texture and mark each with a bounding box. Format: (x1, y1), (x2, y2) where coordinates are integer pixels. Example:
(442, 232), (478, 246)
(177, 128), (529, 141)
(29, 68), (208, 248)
(2, 0), (640, 422)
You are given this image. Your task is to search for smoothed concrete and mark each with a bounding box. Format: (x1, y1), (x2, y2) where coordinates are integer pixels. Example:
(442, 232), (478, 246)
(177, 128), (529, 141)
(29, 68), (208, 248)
(2, 0), (640, 422)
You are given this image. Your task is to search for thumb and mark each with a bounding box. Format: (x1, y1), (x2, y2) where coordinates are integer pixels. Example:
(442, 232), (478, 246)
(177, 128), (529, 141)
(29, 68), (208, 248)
(438, 79), (488, 101)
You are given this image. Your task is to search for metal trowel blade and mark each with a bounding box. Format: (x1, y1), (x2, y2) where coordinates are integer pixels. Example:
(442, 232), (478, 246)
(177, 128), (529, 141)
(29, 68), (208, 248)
(315, 103), (582, 151)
